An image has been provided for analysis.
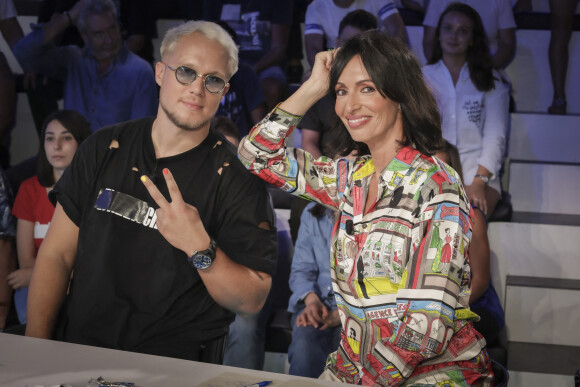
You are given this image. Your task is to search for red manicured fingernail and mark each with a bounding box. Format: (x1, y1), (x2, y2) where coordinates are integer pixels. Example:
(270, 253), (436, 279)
(163, 168), (169, 175)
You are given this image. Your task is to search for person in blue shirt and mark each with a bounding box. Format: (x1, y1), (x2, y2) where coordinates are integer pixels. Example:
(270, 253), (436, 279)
(13, 0), (158, 132)
(288, 201), (341, 377)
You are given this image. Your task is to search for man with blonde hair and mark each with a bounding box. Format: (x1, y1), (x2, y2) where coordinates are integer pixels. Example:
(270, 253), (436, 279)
(25, 20), (277, 363)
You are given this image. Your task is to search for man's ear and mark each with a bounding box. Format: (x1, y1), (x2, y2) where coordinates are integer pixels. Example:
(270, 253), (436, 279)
(155, 61), (165, 87)
(221, 83), (230, 98)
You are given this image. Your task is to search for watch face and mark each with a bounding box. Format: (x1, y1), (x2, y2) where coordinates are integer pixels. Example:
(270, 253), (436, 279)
(191, 254), (213, 270)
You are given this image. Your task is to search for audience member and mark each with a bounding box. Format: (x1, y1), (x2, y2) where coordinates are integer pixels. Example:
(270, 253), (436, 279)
(423, 3), (509, 218)
(239, 31), (492, 385)
(0, 53), (15, 170)
(8, 110), (91, 325)
(24, 20), (277, 363)
(13, 0), (158, 132)
(213, 21), (267, 138)
(213, 119), (282, 371)
(287, 0), (310, 84)
(400, 0), (426, 14)
(512, 0), (532, 13)
(287, 202), (341, 378)
(0, 0), (24, 168)
(304, 0), (408, 68)
(547, 0), (577, 115)
(203, 0), (293, 111)
(423, 0), (516, 69)
(436, 141), (505, 357)
(301, 9), (377, 159)
(0, 166), (16, 331)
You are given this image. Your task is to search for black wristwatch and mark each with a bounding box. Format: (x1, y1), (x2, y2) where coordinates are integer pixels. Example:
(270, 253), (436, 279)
(187, 238), (217, 270)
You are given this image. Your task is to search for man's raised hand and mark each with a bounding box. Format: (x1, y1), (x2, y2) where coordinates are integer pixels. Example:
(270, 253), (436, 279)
(141, 168), (210, 257)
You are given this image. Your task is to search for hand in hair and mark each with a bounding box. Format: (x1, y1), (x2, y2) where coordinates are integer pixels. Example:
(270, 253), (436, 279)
(279, 49), (338, 116)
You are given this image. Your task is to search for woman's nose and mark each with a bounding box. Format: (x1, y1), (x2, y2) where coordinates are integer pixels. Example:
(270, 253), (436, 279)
(345, 94), (361, 113)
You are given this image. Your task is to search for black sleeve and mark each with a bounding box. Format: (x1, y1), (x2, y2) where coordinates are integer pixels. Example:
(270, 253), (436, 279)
(50, 129), (113, 226)
(214, 158), (278, 276)
(299, 99), (325, 133)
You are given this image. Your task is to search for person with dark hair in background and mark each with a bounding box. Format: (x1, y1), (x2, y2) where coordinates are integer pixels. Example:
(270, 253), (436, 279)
(24, 20), (276, 364)
(423, 3), (509, 218)
(436, 140), (505, 364)
(213, 20), (267, 138)
(304, 0), (407, 69)
(239, 30), (492, 385)
(13, 0), (158, 132)
(287, 202), (340, 378)
(300, 9), (378, 159)
(8, 110), (92, 325)
(422, 0), (516, 70)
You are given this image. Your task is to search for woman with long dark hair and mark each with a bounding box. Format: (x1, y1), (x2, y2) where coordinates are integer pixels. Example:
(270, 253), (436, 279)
(423, 2), (509, 218)
(239, 31), (492, 385)
(8, 110), (91, 324)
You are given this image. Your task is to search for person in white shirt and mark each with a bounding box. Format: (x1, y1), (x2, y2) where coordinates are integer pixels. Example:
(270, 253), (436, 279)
(423, 3), (509, 217)
(422, 0), (516, 69)
(304, 0), (407, 68)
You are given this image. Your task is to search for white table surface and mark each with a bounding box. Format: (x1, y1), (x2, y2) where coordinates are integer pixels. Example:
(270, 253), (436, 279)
(0, 333), (344, 387)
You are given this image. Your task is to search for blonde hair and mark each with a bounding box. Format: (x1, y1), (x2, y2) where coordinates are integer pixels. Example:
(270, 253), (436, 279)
(160, 20), (239, 79)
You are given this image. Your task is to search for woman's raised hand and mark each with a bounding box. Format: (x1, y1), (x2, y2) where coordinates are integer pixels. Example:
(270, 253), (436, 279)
(306, 49), (339, 93)
(279, 49), (339, 116)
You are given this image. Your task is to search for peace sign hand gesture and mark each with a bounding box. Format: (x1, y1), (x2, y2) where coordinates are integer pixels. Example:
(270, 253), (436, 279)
(141, 168), (210, 257)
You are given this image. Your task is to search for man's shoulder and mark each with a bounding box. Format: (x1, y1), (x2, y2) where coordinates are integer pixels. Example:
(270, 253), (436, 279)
(208, 132), (268, 187)
(86, 117), (154, 149)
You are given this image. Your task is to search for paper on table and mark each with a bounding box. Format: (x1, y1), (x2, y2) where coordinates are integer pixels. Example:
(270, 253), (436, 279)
(196, 372), (329, 387)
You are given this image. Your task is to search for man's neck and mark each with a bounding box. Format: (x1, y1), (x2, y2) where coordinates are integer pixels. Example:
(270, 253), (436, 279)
(151, 116), (211, 159)
(96, 59), (113, 75)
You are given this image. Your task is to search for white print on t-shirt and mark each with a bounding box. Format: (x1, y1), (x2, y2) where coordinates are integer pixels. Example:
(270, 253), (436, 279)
(94, 187), (158, 230)
(143, 206), (158, 229)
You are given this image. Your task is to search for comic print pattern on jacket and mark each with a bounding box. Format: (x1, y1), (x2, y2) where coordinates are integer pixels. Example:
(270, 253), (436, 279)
(238, 107), (493, 386)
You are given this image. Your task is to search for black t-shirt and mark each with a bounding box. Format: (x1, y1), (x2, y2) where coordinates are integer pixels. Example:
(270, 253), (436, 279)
(299, 94), (337, 157)
(51, 117), (277, 360)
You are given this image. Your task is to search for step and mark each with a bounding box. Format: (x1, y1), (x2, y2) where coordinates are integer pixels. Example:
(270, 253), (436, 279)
(487, 222), (580, 308)
(506, 30), (580, 115)
(508, 370), (577, 387)
(504, 276), (580, 346)
(508, 161), (580, 215)
(508, 113), (580, 163)
(508, 342), (580, 376)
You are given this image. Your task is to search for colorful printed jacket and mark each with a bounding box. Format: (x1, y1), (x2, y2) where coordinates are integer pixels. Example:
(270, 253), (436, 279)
(239, 107), (492, 386)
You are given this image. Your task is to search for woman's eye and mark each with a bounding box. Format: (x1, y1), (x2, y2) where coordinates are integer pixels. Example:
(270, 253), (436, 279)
(335, 89), (346, 96)
(63, 136), (74, 141)
(45, 137), (54, 142)
(361, 86), (375, 93)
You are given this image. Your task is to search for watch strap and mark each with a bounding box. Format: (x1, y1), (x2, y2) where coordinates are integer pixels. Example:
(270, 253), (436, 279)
(188, 238), (217, 270)
(474, 174), (489, 184)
